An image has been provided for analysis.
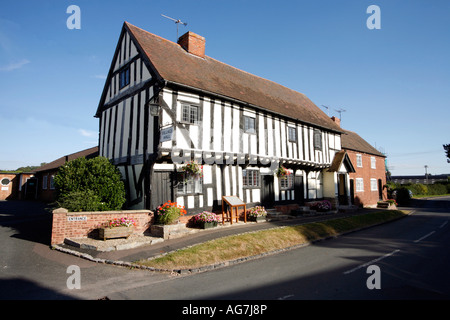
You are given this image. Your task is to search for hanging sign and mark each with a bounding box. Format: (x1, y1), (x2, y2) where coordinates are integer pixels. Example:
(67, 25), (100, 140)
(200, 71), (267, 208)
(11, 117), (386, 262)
(160, 126), (174, 143)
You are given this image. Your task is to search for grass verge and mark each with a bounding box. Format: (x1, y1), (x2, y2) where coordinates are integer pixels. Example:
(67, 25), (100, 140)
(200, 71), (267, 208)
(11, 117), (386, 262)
(136, 210), (409, 270)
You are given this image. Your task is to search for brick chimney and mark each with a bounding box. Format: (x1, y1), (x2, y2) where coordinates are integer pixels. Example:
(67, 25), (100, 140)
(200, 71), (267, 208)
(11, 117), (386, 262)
(177, 31), (205, 58)
(331, 116), (340, 127)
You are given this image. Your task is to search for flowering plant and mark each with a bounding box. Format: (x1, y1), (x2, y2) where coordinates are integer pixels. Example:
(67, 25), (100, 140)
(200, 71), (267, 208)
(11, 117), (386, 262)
(181, 160), (203, 178)
(192, 211), (220, 224)
(102, 217), (136, 229)
(310, 200), (332, 211)
(317, 200), (332, 211)
(385, 199), (398, 206)
(246, 206), (267, 218)
(275, 166), (291, 177)
(156, 201), (187, 225)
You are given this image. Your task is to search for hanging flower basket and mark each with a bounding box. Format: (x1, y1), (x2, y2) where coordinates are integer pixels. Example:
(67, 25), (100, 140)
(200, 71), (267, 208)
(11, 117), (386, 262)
(275, 166), (291, 178)
(181, 160), (203, 179)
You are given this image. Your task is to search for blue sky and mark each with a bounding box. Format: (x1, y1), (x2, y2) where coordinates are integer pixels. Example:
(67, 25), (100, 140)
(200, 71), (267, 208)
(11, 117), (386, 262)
(0, 0), (449, 176)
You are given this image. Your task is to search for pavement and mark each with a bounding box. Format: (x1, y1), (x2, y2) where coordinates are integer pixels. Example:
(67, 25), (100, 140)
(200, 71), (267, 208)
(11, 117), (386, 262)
(53, 206), (385, 272)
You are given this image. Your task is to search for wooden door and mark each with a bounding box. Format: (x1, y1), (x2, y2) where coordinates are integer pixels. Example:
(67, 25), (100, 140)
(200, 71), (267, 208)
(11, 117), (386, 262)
(150, 171), (174, 210)
(261, 175), (274, 207)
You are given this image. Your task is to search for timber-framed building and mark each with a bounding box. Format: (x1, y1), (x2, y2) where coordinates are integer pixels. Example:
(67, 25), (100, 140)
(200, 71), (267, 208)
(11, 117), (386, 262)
(95, 22), (353, 213)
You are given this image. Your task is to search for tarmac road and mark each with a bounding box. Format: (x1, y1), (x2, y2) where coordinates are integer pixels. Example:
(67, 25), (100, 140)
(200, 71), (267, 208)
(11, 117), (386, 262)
(102, 196), (450, 300)
(1, 198), (449, 301)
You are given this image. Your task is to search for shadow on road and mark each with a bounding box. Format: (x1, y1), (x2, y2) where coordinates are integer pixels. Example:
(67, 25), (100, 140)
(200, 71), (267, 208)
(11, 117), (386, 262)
(0, 278), (78, 300)
(0, 200), (53, 245)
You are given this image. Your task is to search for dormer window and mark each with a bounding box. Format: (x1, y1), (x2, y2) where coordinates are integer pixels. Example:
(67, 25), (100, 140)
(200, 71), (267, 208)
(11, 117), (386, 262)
(119, 66), (130, 89)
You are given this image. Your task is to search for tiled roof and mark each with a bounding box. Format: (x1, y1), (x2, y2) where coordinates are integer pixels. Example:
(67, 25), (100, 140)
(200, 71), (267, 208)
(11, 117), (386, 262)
(34, 146), (99, 173)
(328, 150), (355, 173)
(123, 22), (343, 133)
(341, 130), (385, 157)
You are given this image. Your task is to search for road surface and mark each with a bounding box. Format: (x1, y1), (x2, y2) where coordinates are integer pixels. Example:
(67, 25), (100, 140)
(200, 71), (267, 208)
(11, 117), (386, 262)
(1, 197), (449, 302)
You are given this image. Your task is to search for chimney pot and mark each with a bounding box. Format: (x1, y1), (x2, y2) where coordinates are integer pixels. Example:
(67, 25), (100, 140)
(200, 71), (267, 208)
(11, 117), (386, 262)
(331, 116), (341, 127)
(177, 31), (205, 58)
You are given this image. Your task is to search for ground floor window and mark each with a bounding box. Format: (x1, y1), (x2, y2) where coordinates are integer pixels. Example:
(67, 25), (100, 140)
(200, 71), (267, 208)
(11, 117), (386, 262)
(279, 173), (294, 190)
(243, 169), (259, 187)
(177, 172), (202, 194)
(356, 178), (364, 192)
(370, 178), (378, 191)
(42, 175), (48, 190)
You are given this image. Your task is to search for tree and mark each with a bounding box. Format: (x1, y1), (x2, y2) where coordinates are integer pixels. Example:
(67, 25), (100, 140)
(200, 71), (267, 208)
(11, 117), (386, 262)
(54, 156), (126, 212)
(444, 144), (450, 163)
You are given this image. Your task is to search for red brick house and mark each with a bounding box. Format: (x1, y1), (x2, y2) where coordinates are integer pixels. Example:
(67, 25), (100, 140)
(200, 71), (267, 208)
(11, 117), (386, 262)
(34, 146), (99, 202)
(332, 117), (387, 207)
(0, 172), (35, 200)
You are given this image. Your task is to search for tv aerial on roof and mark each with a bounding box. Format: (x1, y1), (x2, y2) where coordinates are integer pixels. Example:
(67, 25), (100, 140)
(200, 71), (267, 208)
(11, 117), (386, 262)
(334, 108), (346, 121)
(161, 14), (188, 41)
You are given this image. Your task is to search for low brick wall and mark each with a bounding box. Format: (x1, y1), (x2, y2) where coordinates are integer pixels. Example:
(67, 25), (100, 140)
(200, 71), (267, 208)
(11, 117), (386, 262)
(51, 208), (154, 245)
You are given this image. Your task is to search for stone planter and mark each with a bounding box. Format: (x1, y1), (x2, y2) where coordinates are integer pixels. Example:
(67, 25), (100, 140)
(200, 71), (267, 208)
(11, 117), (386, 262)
(198, 221), (218, 229)
(98, 226), (133, 241)
(151, 223), (187, 240)
(248, 215), (266, 222)
(377, 201), (397, 210)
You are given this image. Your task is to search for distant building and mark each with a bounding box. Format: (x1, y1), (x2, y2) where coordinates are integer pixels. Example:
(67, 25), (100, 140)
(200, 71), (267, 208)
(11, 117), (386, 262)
(0, 172), (35, 201)
(390, 174), (449, 185)
(34, 146), (98, 202)
(331, 117), (387, 207)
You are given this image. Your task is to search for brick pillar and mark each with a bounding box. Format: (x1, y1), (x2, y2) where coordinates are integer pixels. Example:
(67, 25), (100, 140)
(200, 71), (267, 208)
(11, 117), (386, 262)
(51, 208), (68, 245)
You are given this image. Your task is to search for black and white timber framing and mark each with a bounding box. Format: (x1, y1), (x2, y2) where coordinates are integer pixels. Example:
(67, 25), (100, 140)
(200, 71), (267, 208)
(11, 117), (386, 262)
(95, 23), (348, 212)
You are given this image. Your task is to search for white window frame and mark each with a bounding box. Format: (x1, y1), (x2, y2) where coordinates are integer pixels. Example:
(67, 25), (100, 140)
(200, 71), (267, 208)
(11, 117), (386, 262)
(288, 126), (297, 143)
(177, 172), (202, 195)
(370, 178), (378, 191)
(42, 175), (48, 190)
(313, 129), (322, 150)
(181, 103), (200, 125)
(371, 156), (376, 169)
(243, 169), (259, 188)
(280, 173), (294, 190)
(356, 178), (364, 192)
(244, 116), (256, 134)
(356, 154), (363, 168)
(50, 175), (55, 190)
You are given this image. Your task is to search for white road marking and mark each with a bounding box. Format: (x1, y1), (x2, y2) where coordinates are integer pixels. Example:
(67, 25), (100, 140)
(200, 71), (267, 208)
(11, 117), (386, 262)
(439, 221), (448, 229)
(414, 231), (436, 243)
(343, 249), (400, 275)
(277, 294), (294, 300)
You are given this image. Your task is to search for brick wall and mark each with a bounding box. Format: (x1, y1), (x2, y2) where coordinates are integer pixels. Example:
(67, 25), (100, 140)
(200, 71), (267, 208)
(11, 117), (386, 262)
(51, 208), (154, 245)
(0, 173), (18, 200)
(346, 150), (387, 207)
(177, 31), (205, 58)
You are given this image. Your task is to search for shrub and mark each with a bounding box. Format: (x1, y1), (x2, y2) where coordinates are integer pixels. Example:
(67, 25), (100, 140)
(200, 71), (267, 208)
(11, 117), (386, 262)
(427, 184), (447, 195)
(56, 190), (102, 212)
(406, 183), (428, 196)
(54, 156), (126, 211)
